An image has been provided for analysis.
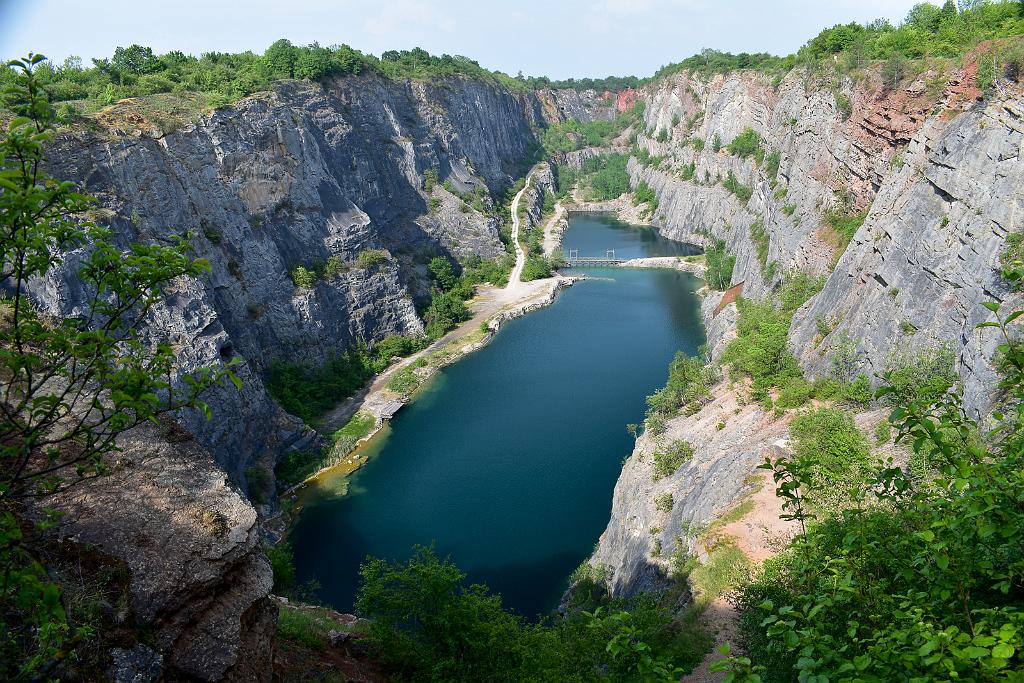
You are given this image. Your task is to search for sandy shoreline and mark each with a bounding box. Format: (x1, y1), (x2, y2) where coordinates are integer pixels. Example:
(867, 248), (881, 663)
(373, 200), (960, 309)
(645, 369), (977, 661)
(276, 189), (706, 515)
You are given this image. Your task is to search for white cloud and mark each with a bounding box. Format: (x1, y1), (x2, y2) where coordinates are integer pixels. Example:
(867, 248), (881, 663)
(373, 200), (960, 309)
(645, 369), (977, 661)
(362, 0), (456, 37)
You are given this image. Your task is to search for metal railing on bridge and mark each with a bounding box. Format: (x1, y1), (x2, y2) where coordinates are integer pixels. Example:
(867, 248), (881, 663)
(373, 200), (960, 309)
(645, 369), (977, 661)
(561, 249), (626, 268)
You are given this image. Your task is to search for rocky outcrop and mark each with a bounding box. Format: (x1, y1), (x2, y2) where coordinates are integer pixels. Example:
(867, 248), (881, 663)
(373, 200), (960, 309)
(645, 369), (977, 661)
(40, 74), (591, 481)
(520, 163), (558, 235)
(536, 88), (618, 123)
(44, 422), (275, 682)
(790, 95), (1024, 417)
(631, 67), (1021, 408)
(592, 382), (788, 596)
(592, 63), (1023, 596)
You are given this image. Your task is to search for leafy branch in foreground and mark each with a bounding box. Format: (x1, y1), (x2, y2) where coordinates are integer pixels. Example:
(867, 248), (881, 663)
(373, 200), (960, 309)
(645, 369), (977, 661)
(724, 279), (1024, 680)
(0, 54), (237, 501)
(1, 54), (236, 679)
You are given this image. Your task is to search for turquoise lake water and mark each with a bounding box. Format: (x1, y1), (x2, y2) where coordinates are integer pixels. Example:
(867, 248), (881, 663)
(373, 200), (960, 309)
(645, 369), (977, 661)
(289, 212), (705, 618)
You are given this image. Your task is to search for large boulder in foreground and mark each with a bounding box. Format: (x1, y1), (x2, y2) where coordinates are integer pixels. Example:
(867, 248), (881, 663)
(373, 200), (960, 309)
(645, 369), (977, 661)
(45, 422), (276, 681)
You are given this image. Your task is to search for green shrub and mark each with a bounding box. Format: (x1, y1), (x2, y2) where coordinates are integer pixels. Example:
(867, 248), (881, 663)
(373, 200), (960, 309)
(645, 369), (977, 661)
(778, 271), (825, 313)
(356, 248), (389, 270)
(645, 352), (719, 419)
(711, 134), (721, 152)
(691, 138), (705, 152)
(789, 406), (871, 498)
(873, 418), (891, 445)
(428, 256), (458, 290)
(655, 493), (675, 513)
(833, 90), (852, 120)
(521, 255), (555, 282)
(721, 298), (801, 403)
(825, 206), (867, 255)
(704, 239), (735, 291)
(815, 314), (832, 338)
(461, 253), (515, 287)
(333, 411), (376, 443)
(882, 345), (955, 408)
(323, 255), (348, 280)
(726, 128), (762, 158)
(386, 366), (421, 395)
(265, 351), (372, 423)
(775, 376), (815, 409)
(632, 181), (659, 215)
(656, 129), (669, 143)
(723, 171), (752, 202)
(748, 219), (771, 274)
(423, 168), (438, 193)
(424, 291), (470, 339)
(542, 189), (555, 214)
(652, 440), (694, 480)
(265, 542), (296, 594)
(370, 335), (427, 372)
(290, 265), (318, 289)
(999, 232), (1024, 288)
(763, 151), (781, 181)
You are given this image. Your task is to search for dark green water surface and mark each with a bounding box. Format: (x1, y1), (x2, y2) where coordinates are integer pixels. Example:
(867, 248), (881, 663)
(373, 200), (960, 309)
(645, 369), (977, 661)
(289, 212), (705, 618)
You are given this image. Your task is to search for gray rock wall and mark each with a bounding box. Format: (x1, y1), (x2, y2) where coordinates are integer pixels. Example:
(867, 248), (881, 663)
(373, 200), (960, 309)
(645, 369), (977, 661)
(592, 68), (1023, 597)
(45, 422), (276, 682)
(789, 96), (1024, 417)
(39, 75), (610, 479)
(632, 69), (1021, 407)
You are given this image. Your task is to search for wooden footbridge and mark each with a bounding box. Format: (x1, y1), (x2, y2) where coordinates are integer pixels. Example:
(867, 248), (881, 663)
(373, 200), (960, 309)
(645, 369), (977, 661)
(562, 249), (626, 268)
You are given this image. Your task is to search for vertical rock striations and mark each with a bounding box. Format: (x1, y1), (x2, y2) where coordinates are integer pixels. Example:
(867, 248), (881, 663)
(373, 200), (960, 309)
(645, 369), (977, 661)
(592, 63), (1023, 596)
(39, 75), (614, 478)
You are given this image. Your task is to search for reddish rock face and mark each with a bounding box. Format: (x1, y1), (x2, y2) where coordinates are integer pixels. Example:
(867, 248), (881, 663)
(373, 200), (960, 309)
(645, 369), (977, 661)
(616, 87), (637, 113)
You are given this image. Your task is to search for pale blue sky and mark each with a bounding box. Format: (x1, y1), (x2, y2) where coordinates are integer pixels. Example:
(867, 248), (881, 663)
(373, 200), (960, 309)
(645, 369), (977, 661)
(1, 0), (924, 79)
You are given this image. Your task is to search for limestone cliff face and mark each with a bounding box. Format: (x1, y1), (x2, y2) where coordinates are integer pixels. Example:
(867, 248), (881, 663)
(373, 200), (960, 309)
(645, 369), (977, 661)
(789, 96), (1024, 417)
(29, 74), (615, 681)
(536, 88), (618, 124)
(592, 383), (788, 598)
(628, 66), (1018, 413)
(39, 75), (612, 480)
(592, 64), (1023, 596)
(45, 422), (276, 682)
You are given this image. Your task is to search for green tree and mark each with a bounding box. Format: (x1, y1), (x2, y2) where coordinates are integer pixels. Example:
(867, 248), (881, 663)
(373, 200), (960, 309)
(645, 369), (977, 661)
(264, 38), (297, 79)
(293, 43), (336, 80)
(882, 51), (906, 90)
(424, 291), (470, 338)
(704, 239), (735, 291)
(0, 55), (236, 678)
(110, 44), (159, 75)
(428, 256), (458, 291)
(356, 546), (527, 681)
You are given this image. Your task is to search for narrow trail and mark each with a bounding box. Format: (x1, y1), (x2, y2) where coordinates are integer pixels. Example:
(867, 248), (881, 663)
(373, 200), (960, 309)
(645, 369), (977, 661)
(542, 200), (566, 257)
(506, 171), (534, 291)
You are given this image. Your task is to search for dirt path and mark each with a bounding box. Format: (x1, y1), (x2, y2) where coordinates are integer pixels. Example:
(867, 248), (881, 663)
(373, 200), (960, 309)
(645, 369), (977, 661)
(684, 471), (798, 682)
(542, 200), (566, 256)
(318, 278), (557, 434)
(506, 171), (535, 290)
